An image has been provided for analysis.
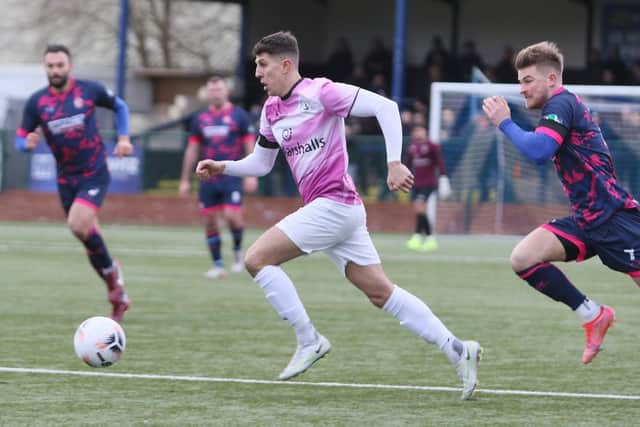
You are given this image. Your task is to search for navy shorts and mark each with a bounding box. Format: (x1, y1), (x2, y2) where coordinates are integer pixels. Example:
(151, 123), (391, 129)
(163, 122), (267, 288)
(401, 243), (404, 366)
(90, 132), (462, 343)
(410, 186), (435, 202)
(543, 208), (640, 277)
(199, 177), (243, 214)
(57, 167), (111, 215)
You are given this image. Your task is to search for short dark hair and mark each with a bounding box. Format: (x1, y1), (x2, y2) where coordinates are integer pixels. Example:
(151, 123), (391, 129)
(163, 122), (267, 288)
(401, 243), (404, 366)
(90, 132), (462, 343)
(514, 41), (563, 73)
(252, 31), (299, 60)
(44, 44), (72, 60)
(207, 75), (225, 84)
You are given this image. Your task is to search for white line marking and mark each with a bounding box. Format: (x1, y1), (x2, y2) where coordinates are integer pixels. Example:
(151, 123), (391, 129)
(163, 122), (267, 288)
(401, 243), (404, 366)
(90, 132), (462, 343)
(1, 367), (638, 400)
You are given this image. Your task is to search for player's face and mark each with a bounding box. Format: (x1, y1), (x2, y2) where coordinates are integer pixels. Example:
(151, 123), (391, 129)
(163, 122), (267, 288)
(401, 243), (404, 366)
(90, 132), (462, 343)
(411, 126), (427, 141)
(254, 53), (287, 97)
(207, 80), (229, 109)
(44, 52), (72, 90)
(517, 65), (552, 109)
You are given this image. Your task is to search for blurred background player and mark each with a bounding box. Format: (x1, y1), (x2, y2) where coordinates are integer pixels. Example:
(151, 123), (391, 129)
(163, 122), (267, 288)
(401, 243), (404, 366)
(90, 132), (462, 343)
(15, 44), (132, 321)
(405, 124), (450, 252)
(482, 41), (639, 364)
(197, 31), (481, 400)
(179, 76), (257, 279)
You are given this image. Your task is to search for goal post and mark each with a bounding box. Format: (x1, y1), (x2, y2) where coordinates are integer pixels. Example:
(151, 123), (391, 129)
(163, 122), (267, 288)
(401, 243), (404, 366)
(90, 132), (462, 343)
(428, 82), (640, 235)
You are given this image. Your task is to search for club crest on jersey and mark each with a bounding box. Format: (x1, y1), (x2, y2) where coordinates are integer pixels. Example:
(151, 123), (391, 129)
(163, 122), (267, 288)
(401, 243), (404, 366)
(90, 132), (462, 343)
(74, 97), (84, 109)
(282, 127), (293, 141)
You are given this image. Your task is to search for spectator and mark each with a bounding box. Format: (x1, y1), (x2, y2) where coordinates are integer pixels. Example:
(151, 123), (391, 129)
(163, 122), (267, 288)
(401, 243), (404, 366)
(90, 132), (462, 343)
(628, 61), (640, 85)
(585, 47), (604, 84)
(423, 36), (451, 73)
(326, 37), (354, 82)
(457, 40), (485, 82)
(368, 72), (389, 97)
(400, 108), (414, 135)
(494, 46), (516, 83)
(603, 45), (628, 84)
(363, 37), (392, 80)
(348, 64), (369, 88)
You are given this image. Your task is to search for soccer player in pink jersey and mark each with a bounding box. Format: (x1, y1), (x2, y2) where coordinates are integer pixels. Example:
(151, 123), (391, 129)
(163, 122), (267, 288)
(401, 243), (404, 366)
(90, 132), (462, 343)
(197, 31), (481, 400)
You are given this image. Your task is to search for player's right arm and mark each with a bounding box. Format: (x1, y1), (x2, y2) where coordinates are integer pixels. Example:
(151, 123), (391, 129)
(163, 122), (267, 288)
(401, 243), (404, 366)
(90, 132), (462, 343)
(197, 107), (279, 180)
(196, 134), (279, 180)
(483, 95), (562, 164)
(179, 143), (200, 196)
(180, 113), (204, 195)
(15, 95), (41, 152)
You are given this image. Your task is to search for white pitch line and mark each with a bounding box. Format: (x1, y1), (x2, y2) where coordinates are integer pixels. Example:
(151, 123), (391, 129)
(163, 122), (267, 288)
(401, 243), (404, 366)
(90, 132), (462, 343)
(1, 367), (638, 401)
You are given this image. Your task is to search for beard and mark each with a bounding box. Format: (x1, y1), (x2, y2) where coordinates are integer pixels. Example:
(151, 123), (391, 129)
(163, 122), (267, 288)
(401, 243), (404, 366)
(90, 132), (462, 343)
(48, 74), (68, 90)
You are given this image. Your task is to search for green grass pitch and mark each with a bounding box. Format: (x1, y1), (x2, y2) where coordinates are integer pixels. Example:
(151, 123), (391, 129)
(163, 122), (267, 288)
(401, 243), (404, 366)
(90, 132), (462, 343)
(1, 221), (639, 426)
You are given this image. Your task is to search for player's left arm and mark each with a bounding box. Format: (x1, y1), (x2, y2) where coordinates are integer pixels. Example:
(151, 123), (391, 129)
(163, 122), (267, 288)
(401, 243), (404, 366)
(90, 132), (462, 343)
(482, 96), (562, 164)
(93, 81), (132, 157)
(326, 84), (413, 193)
(112, 97), (133, 157)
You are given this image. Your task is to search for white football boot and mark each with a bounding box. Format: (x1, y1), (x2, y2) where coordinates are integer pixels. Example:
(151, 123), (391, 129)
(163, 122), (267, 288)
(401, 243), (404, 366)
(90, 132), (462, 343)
(278, 335), (332, 380)
(204, 266), (227, 279)
(456, 340), (482, 400)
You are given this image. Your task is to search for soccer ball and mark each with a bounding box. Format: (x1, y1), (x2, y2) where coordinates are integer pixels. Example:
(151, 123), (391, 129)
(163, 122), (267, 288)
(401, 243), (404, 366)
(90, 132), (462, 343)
(73, 316), (126, 368)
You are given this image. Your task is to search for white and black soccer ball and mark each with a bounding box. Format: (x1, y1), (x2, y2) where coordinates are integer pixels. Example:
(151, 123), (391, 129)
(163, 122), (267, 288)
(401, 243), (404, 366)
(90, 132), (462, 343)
(73, 316), (126, 368)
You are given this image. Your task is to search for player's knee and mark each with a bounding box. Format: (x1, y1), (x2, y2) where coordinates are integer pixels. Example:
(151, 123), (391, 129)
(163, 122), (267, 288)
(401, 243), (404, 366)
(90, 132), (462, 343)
(510, 248), (533, 273)
(363, 283), (394, 308)
(368, 293), (388, 308)
(67, 220), (88, 240)
(243, 248), (264, 276)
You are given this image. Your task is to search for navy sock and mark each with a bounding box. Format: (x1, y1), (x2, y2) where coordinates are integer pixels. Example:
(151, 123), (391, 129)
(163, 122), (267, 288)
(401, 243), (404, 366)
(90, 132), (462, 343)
(206, 232), (223, 266)
(517, 262), (586, 309)
(423, 214), (431, 235)
(416, 214), (429, 234)
(231, 228), (243, 252)
(82, 228), (113, 278)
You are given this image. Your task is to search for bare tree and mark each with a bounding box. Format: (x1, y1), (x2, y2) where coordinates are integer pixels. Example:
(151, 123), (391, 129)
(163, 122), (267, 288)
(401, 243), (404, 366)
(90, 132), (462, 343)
(0, 0), (240, 72)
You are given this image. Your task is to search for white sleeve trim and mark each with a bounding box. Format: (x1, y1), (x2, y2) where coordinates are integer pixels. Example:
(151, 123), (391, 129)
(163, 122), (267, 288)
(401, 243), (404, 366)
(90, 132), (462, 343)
(222, 143), (278, 177)
(349, 88), (402, 162)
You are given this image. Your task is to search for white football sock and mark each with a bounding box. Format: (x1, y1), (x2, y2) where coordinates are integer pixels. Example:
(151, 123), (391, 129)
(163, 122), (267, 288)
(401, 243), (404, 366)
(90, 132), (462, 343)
(254, 265), (317, 346)
(383, 285), (461, 364)
(575, 298), (601, 323)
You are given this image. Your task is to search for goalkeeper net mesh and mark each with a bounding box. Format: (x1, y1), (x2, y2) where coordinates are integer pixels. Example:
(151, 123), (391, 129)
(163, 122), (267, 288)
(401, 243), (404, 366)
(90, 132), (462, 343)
(429, 82), (640, 235)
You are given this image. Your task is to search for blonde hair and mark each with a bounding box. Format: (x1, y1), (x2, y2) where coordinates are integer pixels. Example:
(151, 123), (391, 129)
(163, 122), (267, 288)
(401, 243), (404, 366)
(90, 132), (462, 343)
(514, 41), (563, 73)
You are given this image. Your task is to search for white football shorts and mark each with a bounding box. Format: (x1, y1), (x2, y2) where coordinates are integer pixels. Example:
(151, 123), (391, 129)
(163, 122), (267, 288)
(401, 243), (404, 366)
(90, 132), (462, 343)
(276, 197), (381, 274)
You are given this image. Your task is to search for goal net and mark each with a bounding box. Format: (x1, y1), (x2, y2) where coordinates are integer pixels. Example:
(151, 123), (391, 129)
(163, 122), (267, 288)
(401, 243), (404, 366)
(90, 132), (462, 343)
(429, 82), (640, 235)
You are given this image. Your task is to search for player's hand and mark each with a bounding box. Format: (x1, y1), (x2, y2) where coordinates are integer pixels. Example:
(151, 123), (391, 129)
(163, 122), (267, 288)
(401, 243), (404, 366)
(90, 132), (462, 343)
(25, 128), (41, 149)
(243, 176), (258, 194)
(195, 159), (224, 179)
(114, 136), (133, 157)
(482, 96), (511, 127)
(178, 180), (191, 197)
(387, 161), (414, 193)
(438, 175), (452, 199)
